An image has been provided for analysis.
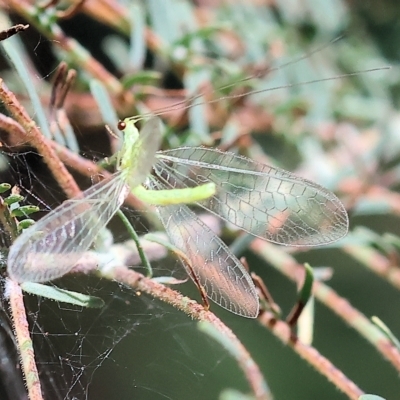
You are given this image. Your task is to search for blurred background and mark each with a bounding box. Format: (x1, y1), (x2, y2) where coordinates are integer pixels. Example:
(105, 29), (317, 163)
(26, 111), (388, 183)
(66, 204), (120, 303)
(1, 1), (400, 399)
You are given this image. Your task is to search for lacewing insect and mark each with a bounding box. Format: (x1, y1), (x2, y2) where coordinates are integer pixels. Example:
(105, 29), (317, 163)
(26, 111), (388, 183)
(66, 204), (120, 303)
(7, 111), (348, 317)
(7, 41), (354, 317)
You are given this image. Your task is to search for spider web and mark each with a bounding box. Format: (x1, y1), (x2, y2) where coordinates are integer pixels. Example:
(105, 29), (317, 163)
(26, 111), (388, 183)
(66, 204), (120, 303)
(0, 153), (249, 400)
(0, 65), (349, 400)
(0, 25), (374, 399)
(9, 270), (250, 400)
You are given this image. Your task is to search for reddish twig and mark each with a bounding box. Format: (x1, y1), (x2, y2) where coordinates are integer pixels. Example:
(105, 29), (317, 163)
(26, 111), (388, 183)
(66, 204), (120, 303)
(6, 279), (43, 400)
(251, 239), (400, 374)
(0, 79), (81, 198)
(258, 311), (364, 400)
(103, 265), (270, 400)
(0, 24), (29, 41)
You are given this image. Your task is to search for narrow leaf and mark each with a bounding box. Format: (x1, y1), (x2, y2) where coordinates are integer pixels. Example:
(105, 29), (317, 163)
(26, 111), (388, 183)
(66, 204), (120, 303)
(21, 282), (105, 308)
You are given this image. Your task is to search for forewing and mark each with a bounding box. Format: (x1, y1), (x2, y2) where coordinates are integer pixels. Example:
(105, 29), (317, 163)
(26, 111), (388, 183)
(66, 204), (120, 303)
(155, 147), (348, 246)
(148, 179), (259, 317)
(7, 174), (129, 283)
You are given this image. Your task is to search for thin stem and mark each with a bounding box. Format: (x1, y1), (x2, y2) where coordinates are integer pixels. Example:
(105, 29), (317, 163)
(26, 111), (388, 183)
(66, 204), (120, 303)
(0, 23), (29, 41)
(8, 0), (131, 104)
(116, 210), (153, 277)
(81, 0), (181, 75)
(103, 265), (270, 400)
(0, 80), (81, 198)
(55, 0), (85, 19)
(6, 279), (43, 400)
(0, 197), (19, 242)
(199, 321), (271, 400)
(258, 311), (364, 400)
(251, 239), (400, 374)
(343, 244), (400, 289)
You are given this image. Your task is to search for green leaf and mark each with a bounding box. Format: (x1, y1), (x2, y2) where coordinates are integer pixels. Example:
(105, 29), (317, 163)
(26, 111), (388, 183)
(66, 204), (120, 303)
(128, 2), (146, 70)
(11, 205), (40, 217)
(4, 194), (24, 205)
(175, 25), (224, 48)
(2, 36), (62, 142)
(89, 79), (120, 136)
(371, 316), (400, 352)
(21, 282), (105, 308)
(17, 219), (35, 230)
(298, 263), (314, 305)
(219, 389), (256, 400)
(121, 71), (162, 89)
(152, 276), (187, 285)
(0, 183), (11, 193)
(382, 233), (400, 252)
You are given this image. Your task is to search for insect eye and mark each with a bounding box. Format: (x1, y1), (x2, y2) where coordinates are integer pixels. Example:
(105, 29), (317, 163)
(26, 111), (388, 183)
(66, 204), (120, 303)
(117, 121), (126, 131)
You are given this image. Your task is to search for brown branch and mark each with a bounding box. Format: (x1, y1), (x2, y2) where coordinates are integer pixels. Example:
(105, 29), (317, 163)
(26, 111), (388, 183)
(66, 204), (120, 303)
(106, 265), (270, 400)
(0, 24), (29, 41)
(0, 80), (81, 198)
(8, 0), (132, 107)
(56, 0), (86, 19)
(251, 239), (400, 374)
(343, 244), (400, 289)
(258, 311), (364, 400)
(6, 279), (43, 400)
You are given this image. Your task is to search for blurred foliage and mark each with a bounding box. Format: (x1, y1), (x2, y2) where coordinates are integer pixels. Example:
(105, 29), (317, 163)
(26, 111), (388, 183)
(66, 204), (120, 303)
(0, 1), (400, 400)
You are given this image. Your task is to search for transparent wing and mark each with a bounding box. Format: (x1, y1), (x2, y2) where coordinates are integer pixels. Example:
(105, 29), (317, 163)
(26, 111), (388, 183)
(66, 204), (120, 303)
(147, 179), (259, 318)
(124, 116), (164, 187)
(155, 147), (348, 246)
(7, 174), (129, 283)
(8, 117), (163, 284)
